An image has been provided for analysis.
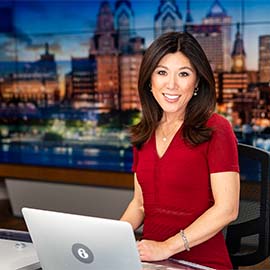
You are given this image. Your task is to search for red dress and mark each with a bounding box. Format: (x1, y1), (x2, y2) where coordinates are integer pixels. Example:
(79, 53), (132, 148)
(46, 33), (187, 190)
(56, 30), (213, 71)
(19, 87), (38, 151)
(132, 113), (239, 270)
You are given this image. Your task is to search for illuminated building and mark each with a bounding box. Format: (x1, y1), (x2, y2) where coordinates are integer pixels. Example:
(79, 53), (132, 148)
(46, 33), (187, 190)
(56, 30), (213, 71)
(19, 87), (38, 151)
(154, 0), (183, 38)
(71, 0), (144, 112)
(215, 24), (251, 124)
(0, 43), (59, 107)
(114, 0), (135, 52)
(186, 24), (223, 72)
(65, 56), (97, 110)
(201, 0), (232, 72)
(90, 1), (120, 111)
(120, 37), (144, 111)
(217, 23), (247, 104)
(231, 23), (246, 73)
(184, 0), (231, 72)
(259, 35), (270, 83)
(115, 1), (144, 111)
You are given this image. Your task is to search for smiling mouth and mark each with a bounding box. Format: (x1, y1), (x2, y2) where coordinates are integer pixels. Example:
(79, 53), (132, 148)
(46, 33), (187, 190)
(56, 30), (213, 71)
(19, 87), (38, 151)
(163, 93), (180, 100)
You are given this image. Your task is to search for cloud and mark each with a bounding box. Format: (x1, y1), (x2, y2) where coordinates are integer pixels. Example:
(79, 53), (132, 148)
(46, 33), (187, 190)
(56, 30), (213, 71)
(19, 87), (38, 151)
(0, 39), (17, 61)
(3, 27), (33, 46)
(25, 41), (62, 54)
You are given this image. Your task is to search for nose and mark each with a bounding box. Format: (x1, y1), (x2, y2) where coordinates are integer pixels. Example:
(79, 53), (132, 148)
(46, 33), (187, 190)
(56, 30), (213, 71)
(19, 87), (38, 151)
(166, 74), (177, 90)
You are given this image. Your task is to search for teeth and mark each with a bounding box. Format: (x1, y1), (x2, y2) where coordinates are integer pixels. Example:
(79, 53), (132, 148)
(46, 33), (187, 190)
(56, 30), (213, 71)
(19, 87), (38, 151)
(163, 93), (179, 100)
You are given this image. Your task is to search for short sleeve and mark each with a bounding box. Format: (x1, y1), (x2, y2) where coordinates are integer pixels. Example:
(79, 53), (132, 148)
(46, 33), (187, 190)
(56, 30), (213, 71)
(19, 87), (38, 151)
(207, 114), (240, 173)
(132, 146), (138, 172)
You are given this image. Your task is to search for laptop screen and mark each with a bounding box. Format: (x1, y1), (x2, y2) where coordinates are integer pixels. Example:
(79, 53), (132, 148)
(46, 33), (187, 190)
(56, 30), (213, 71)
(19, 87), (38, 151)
(22, 208), (142, 270)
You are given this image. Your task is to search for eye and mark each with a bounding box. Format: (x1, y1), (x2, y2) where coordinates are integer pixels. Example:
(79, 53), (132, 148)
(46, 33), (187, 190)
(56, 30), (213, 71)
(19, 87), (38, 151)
(156, 70), (167, 76)
(179, 71), (189, 77)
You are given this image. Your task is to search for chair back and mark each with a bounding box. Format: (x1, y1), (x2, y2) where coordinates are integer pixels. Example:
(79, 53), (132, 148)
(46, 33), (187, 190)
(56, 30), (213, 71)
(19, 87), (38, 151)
(226, 143), (270, 268)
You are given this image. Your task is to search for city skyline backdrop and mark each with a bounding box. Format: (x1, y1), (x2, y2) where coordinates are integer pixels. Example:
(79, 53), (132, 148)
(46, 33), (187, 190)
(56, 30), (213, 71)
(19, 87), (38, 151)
(0, 0), (269, 72)
(0, 0), (270, 171)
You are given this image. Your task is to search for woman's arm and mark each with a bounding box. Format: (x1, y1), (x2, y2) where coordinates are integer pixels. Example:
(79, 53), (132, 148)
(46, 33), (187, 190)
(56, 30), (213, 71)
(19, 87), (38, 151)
(120, 173), (145, 231)
(137, 171), (240, 261)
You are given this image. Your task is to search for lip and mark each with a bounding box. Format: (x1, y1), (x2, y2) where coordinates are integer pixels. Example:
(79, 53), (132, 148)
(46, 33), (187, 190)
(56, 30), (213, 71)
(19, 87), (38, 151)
(163, 93), (180, 102)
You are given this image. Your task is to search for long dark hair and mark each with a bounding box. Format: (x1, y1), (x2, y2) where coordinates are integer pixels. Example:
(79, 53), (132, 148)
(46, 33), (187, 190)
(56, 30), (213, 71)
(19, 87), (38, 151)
(130, 31), (216, 149)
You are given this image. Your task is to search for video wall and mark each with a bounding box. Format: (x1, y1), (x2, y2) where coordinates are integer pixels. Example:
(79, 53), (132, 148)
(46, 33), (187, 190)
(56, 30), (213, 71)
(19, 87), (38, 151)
(0, 0), (269, 172)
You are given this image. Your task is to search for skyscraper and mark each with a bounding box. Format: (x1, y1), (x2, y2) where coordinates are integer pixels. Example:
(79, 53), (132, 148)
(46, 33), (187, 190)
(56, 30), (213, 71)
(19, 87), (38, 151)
(187, 24), (223, 72)
(184, 0), (231, 72)
(259, 35), (270, 83)
(185, 0), (193, 25)
(74, 0), (144, 111)
(90, 1), (120, 111)
(66, 56), (97, 110)
(114, 0), (135, 52)
(202, 0), (232, 72)
(154, 0), (183, 38)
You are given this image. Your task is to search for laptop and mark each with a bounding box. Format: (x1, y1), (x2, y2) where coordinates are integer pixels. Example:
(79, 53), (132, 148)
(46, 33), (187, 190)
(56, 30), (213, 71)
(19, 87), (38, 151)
(22, 207), (211, 270)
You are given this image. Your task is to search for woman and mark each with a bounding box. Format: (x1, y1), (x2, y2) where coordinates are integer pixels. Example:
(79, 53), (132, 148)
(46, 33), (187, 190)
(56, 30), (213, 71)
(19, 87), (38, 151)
(121, 31), (240, 269)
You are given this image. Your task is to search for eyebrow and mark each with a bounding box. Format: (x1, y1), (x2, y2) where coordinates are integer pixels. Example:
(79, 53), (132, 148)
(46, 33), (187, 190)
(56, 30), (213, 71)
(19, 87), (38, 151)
(156, 65), (194, 72)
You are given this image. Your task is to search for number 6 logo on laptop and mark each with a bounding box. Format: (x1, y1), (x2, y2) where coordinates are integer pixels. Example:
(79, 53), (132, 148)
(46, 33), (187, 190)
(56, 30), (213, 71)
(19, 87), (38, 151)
(72, 243), (94, 264)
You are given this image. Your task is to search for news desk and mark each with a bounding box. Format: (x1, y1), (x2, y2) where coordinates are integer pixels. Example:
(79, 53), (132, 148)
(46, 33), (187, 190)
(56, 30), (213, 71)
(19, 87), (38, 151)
(0, 229), (212, 270)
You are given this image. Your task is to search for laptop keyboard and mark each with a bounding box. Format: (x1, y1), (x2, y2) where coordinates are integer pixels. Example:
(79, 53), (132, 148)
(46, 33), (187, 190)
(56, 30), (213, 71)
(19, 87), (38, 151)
(0, 229), (32, 242)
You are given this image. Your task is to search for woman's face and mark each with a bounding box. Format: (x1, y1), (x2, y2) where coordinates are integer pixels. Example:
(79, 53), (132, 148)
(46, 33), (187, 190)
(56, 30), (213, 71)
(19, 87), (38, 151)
(151, 51), (198, 117)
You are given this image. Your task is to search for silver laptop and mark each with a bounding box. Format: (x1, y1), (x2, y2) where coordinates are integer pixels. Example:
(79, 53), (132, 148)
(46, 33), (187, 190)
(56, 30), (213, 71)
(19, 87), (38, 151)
(22, 207), (209, 270)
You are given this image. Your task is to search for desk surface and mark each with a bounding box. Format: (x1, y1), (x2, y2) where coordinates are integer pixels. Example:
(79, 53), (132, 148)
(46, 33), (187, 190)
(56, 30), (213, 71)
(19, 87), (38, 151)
(0, 229), (213, 270)
(0, 238), (40, 270)
(0, 163), (134, 188)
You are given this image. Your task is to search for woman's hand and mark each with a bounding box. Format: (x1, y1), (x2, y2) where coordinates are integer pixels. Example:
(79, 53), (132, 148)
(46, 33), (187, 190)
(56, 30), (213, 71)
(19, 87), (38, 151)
(137, 239), (173, 262)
